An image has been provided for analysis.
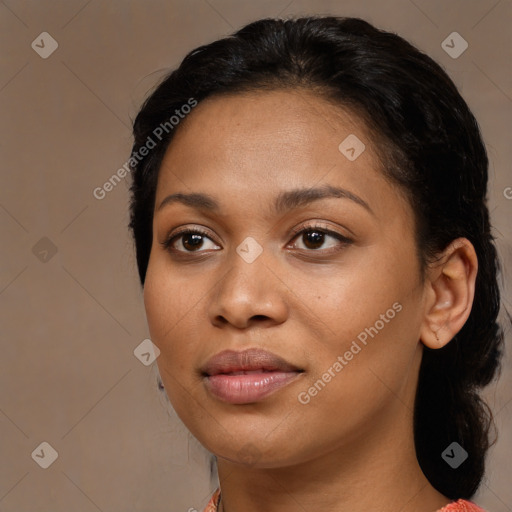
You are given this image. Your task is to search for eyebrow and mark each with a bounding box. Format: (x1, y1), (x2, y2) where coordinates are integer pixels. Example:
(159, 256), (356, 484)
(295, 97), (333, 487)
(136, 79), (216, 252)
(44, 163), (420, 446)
(157, 184), (373, 215)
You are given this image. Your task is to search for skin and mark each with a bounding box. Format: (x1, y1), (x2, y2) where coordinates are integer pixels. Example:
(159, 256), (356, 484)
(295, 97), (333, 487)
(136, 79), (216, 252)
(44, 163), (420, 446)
(143, 89), (478, 512)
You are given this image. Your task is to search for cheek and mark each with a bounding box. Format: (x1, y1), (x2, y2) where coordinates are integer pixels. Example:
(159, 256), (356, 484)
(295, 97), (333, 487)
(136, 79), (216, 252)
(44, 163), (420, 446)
(143, 255), (215, 392)
(143, 262), (171, 344)
(293, 242), (424, 387)
(144, 256), (198, 341)
(143, 265), (198, 407)
(294, 265), (407, 350)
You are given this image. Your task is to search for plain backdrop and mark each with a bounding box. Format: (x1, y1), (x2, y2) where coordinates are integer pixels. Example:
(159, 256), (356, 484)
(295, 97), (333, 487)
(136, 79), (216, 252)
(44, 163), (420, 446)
(1, 1), (511, 511)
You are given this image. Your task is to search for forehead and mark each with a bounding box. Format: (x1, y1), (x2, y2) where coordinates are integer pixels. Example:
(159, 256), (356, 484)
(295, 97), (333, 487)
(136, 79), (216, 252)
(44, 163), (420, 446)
(154, 90), (408, 221)
(161, 89), (373, 166)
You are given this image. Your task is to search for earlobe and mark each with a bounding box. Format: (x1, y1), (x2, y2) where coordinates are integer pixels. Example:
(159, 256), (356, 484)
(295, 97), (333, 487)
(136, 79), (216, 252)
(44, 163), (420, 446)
(420, 238), (478, 350)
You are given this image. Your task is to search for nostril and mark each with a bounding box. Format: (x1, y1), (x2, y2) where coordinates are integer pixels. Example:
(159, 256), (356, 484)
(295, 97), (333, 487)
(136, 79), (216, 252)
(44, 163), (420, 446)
(216, 315), (229, 325)
(251, 314), (270, 322)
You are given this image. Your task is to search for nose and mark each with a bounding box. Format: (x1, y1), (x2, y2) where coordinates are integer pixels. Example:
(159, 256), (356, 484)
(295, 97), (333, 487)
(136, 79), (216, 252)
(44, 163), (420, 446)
(208, 250), (289, 330)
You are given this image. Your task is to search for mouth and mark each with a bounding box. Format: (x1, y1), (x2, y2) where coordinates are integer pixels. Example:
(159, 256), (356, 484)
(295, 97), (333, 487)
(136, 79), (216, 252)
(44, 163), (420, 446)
(201, 348), (304, 404)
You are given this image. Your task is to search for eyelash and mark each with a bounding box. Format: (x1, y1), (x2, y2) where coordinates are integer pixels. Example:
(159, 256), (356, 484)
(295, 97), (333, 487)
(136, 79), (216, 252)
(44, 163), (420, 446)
(161, 223), (352, 256)
(161, 227), (212, 250)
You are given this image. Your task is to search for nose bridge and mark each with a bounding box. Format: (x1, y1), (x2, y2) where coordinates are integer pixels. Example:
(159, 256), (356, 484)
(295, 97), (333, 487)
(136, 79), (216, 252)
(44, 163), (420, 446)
(209, 241), (288, 328)
(219, 245), (270, 305)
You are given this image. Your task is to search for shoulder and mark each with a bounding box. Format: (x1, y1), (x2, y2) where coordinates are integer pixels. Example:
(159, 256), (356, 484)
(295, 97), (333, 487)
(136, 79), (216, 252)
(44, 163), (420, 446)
(202, 489), (221, 512)
(200, 493), (486, 512)
(437, 499), (487, 511)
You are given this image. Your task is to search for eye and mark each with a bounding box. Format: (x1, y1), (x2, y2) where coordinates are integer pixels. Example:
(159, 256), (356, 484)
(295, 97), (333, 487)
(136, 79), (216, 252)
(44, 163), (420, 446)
(162, 228), (220, 253)
(288, 225), (352, 252)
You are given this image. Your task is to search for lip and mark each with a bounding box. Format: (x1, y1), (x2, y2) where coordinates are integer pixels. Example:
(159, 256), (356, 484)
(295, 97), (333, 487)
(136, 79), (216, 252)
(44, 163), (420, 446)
(201, 348), (303, 404)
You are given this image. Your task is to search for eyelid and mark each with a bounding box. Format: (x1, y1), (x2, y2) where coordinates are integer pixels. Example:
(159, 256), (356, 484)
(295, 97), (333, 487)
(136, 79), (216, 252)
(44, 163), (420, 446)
(161, 221), (353, 254)
(287, 221), (352, 243)
(160, 225), (220, 250)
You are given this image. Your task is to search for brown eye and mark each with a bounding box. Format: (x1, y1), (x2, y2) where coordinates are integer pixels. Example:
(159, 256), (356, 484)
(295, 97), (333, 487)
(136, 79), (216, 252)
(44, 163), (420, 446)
(182, 233), (205, 251)
(302, 230), (325, 249)
(291, 227), (350, 251)
(162, 229), (221, 253)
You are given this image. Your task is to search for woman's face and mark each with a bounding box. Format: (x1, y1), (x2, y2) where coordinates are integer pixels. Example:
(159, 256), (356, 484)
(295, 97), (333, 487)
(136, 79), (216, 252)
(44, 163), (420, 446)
(144, 90), (428, 467)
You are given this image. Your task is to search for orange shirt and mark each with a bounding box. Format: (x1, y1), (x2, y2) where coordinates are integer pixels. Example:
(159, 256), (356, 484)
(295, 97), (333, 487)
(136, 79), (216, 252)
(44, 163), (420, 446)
(202, 490), (487, 511)
(438, 501), (487, 511)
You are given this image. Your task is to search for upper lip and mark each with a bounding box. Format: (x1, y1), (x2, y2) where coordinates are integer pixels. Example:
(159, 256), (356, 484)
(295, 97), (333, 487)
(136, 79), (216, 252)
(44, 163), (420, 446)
(201, 348), (302, 376)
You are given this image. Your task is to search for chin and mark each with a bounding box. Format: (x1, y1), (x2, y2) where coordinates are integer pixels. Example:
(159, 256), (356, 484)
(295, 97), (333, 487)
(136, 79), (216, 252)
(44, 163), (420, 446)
(200, 430), (311, 470)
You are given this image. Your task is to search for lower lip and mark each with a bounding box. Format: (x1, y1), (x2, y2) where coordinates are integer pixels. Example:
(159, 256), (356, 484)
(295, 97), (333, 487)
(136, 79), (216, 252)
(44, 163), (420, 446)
(205, 371), (302, 404)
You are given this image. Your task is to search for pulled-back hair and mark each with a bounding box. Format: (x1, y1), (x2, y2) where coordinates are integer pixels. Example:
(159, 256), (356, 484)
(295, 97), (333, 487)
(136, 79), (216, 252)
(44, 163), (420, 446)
(129, 16), (506, 499)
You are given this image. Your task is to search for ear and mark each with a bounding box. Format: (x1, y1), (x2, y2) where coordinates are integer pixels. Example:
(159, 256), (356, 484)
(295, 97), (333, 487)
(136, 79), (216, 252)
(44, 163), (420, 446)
(420, 238), (478, 349)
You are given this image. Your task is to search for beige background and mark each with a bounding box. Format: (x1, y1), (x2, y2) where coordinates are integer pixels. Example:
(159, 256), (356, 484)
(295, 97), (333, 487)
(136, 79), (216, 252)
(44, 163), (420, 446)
(1, 1), (511, 511)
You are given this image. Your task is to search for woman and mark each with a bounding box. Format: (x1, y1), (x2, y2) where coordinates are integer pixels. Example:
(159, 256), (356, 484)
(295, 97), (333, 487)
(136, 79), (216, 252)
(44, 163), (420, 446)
(128, 16), (506, 512)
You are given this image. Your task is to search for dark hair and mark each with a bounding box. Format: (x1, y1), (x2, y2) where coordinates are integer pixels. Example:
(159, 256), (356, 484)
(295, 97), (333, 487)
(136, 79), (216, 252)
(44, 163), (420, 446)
(129, 16), (506, 499)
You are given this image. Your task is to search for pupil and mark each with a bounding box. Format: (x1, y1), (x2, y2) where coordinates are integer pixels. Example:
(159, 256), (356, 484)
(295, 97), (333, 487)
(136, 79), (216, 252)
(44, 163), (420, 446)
(304, 230), (324, 249)
(183, 233), (203, 251)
